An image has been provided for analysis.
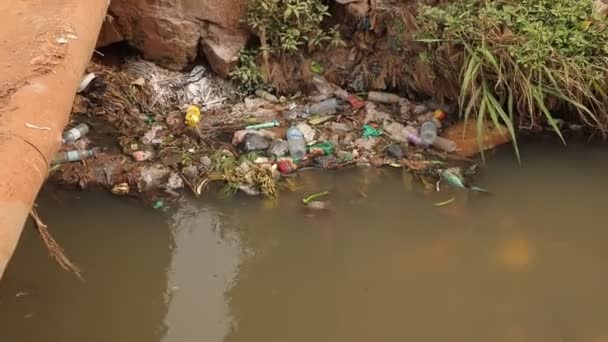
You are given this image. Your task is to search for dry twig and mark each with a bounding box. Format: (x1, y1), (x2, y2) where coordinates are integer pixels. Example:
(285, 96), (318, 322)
(30, 208), (83, 280)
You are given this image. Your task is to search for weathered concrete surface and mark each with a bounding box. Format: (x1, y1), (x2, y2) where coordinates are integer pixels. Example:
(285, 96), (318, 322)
(99, 0), (250, 76)
(0, 0), (109, 278)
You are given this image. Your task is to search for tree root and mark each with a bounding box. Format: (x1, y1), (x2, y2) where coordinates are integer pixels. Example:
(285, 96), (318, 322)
(30, 208), (83, 280)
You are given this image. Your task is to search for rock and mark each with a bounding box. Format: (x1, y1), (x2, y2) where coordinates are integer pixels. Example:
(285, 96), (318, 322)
(97, 15), (124, 47)
(200, 24), (250, 77)
(442, 121), (511, 157)
(99, 0), (249, 73)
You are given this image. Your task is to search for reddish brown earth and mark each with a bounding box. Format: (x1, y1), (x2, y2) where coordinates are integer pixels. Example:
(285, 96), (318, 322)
(0, 0), (109, 277)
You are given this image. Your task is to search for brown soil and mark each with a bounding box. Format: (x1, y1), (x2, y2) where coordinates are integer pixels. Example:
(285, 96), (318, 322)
(0, 1), (73, 106)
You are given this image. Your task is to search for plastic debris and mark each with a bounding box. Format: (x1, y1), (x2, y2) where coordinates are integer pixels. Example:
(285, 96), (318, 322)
(167, 172), (184, 189)
(296, 122), (316, 143)
(367, 91), (402, 104)
(308, 115), (334, 125)
(420, 121), (438, 145)
(246, 119), (280, 130)
(62, 123), (89, 143)
(132, 150), (154, 161)
(305, 201), (330, 210)
(432, 136), (457, 153)
(302, 191), (329, 204)
(76, 73), (96, 93)
(434, 197), (456, 207)
(111, 183), (130, 195)
(362, 124), (382, 139)
(51, 150), (94, 165)
(354, 137), (378, 151)
(185, 105), (201, 127)
(308, 142), (334, 156)
(364, 103), (391, 124)
(268, 139), (289, 157)
(311, 75), (334, 101)
(287, 126), (307, 160)
(255, 89), (279, 103)
(330, 122), (351, 132)
(386, 144), (404, 159)
(141, 125), (163, 145)
(242, 133), (270, 152)
(25, 123), (51, 131)
(153, 200), (164, 209)
(440, 168), (488, 192)
(232, 129), (276, 145)
(309, 98), (338, 115)
(277, 158), (298, 173)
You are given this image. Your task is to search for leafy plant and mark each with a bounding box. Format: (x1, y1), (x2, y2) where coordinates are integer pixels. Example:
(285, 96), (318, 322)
(245, 0), (342, 54)
(417, 0), (608, 160)
(229, 49), (267, 93)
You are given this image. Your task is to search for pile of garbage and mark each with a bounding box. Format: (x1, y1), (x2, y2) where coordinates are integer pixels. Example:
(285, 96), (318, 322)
(51, 59), (497, 202)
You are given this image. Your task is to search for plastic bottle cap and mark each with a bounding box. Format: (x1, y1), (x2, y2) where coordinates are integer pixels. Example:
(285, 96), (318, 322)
(433, 109), (446, 121)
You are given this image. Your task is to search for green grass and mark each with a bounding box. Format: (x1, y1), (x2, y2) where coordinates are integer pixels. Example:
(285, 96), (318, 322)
(417, 0), (608, 160)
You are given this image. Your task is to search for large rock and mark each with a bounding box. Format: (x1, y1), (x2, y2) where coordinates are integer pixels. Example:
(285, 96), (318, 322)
(98, 0), (250, 75)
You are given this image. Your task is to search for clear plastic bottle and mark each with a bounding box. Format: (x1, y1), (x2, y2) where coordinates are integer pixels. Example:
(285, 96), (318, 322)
(62, 123), (89, 143)
(420, 121), (438, 146)
(51, 149), (94, 165)
(286, 126), (306, 160)
(432, 136), (457, 153)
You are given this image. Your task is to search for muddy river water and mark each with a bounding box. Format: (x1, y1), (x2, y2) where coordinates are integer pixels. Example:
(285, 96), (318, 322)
(1, 140), (608, 342)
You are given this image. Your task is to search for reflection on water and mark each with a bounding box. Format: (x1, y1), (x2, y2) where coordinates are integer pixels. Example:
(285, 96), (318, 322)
(2, 141), (608, 342)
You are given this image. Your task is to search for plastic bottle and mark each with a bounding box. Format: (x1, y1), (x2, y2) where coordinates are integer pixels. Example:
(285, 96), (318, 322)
(286, 126), (306, 160)
(420, 121), (438, 145)
(51, 149), (94, 165)
(432, 136), (457, 153)
(245, 119), (280, 130)
(309, 98), (338, 115)
(62, 123), (89, 143)
(367, 91), (402, 104)
(404, 126), (424, 146)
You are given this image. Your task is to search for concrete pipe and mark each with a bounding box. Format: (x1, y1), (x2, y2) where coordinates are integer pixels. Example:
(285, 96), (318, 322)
(0, 0), (110, 278)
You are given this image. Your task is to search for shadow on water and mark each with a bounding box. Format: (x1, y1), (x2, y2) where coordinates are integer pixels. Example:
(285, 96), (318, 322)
(2, 140), (608, 342)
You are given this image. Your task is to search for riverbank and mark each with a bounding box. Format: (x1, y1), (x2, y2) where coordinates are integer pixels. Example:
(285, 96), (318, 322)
(49, 57), (518, 205)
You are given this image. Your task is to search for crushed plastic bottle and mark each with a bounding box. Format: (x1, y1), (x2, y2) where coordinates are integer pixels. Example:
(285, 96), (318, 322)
(286, 126), (306, 161)
(185, 105), (201, 127)
(62, 123), (89, 143)
(268, 139), (289, 157)
(309, 98), (338, 115)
